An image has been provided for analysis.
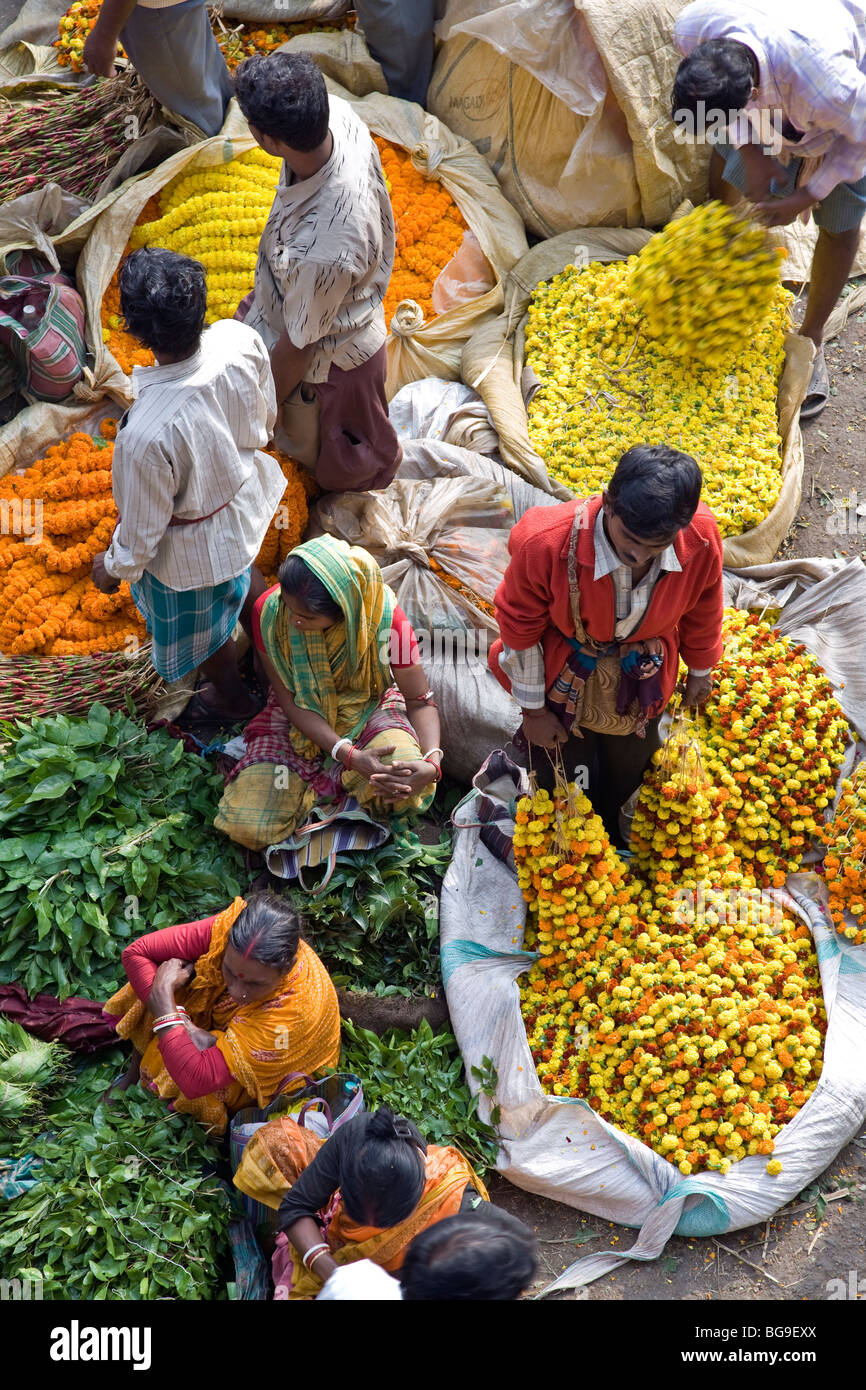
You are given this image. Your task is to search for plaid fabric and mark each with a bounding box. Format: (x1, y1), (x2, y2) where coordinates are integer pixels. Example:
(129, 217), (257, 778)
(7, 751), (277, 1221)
(131, 565), (251, 682)
(0, 1155), (43, 1200)
(0, 254), (85, 403)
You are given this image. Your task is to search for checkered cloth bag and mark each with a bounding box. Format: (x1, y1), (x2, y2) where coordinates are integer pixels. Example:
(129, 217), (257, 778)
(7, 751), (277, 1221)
(0, 250), (86, 402)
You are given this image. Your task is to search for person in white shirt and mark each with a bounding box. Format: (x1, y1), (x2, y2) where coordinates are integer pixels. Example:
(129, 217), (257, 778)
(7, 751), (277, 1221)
(91, 248), (286, 723)
(672, 0), (866, 418)
(83, 0), (233, 138)
(233, 52), (401, 494)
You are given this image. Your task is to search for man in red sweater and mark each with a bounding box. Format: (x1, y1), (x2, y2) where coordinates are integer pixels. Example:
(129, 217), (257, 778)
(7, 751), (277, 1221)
(490, 445), (724, 845)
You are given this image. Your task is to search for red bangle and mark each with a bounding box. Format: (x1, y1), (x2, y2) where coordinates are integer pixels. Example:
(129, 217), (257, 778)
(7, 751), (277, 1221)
(346, 745), (356, 769)
(422, 758), (442, 783)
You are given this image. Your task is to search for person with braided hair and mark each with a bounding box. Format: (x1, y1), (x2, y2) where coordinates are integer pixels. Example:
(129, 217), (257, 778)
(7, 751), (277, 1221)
(232, 1105), (489, 1299)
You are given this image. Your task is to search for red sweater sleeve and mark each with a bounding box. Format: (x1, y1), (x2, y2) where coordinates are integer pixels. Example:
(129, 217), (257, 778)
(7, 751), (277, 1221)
(390, 605), (421, 668)
(156, 1026), (234, 1098)
(494, 506), (561, 651)
(121, 917), (217, 1003)
(252, 583), (280, 655)
(676, 507), (725, 670)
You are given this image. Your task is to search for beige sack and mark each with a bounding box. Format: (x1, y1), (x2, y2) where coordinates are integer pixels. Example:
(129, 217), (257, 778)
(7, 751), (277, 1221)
(462, 228), (814, 568)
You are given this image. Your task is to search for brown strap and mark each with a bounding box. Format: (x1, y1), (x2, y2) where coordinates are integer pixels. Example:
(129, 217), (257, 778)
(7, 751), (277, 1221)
(168, 497), (234, 528)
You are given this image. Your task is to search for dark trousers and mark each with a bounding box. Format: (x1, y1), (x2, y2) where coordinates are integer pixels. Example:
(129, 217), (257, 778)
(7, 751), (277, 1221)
(528, 719), (661, 846)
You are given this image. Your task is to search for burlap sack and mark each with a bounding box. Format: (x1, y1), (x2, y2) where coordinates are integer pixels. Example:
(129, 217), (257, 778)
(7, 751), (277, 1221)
(428, 5), (641, 238)
(462, 228), (815, 567)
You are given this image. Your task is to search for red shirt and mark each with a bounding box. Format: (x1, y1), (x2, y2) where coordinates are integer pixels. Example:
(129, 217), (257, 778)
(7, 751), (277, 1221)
(122, 918), (234, 1098)
(490, 495), (724, 709)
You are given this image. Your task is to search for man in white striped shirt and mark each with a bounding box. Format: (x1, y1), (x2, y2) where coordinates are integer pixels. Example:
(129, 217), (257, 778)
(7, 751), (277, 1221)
(92, 248), (286, 722)
(672, 0), (866, 418)
(83, 0), (232, 137)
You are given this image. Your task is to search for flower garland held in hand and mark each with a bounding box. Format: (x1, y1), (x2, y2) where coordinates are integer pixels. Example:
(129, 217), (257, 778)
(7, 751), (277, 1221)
(821, 764), (866, 945)
(374, 137), (467, 326)
(688, 610), (850, 888)
(0, 425), (146, 658)
(525, 259), (791, 537)
(516, 781), (826, 1175)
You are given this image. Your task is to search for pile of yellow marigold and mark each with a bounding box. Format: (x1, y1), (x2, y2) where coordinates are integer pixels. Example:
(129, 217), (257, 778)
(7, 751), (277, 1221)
(820, 765), (866, 945)
(128, 149), (282, 323)
(524, 259), (791, 537)
(0, 425), (146, 657)
(690, 610), (849, 887)
(629, 202), (786, 367)
(374, 137), (467, 325)
(517, 781), (827, 1175)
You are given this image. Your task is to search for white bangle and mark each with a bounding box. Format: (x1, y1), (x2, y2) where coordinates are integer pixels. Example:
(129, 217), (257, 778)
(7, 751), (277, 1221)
(421, 746), (443, 762)
(330, 737), (352, 763)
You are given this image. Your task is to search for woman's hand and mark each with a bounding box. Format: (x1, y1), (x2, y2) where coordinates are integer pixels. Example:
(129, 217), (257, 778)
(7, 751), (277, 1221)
(182, 1021), (218, 1052)
(347, 746), (413, 800)
(382, 758), (438, 798)
(148, 958), (195, 1016)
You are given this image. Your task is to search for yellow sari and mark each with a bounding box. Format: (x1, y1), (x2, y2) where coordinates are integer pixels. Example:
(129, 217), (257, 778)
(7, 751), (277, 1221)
(104, 898), (341, 1136)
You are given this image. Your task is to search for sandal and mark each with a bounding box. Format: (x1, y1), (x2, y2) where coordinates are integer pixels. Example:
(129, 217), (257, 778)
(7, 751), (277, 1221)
(800, 345), (830, 420)
(176, 689), (263, 735)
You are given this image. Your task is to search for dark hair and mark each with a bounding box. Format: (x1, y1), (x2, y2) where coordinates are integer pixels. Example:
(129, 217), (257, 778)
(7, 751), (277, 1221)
(671, 40), (755, 123)
(279, 553), (343, 620)
(606, 444), (702, 539)
(234, 52), (329, 151)
(227, 890), (301, 973)
(400, 1207), (538, 1301)
(119, 247), (206, 358)
(339, 1107), (426, 1227)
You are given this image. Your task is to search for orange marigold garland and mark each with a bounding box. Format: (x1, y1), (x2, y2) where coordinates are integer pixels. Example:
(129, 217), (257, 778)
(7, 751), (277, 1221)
(821, 764), (866, 945)
(374, 137), (468, 325)
(255, 449), (310, 585)
(100, 195), (161, 374)
(0, 426), (146, 658)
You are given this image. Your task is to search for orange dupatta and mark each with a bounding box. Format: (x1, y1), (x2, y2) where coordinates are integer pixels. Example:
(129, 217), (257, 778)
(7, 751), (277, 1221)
(104, 898), (341, 1136)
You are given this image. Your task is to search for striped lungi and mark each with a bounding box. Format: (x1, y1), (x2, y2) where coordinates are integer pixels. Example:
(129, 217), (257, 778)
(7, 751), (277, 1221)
(131, 566), (251, 683)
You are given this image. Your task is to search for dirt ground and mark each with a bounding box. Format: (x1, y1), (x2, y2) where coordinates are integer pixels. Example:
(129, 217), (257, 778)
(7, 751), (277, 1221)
(486, 307), (866, 1305)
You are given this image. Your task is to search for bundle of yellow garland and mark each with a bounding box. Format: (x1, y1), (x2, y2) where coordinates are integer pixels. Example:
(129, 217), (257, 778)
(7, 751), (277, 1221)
(0, 425), (146, 657)
(516, 782), (826, 1174)
(374, 137), (467, 325)
(820, 765), (866, 945)
(629, 202), (786, 368)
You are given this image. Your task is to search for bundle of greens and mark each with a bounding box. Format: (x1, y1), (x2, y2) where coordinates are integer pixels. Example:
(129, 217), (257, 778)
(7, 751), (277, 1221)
(0, 1060), (231, 1300)
(0, 704), (245, 1000)
(340, 1018), (499, 1176)
(295, 831), (451, 997)
(0, 1020), (68, 1126)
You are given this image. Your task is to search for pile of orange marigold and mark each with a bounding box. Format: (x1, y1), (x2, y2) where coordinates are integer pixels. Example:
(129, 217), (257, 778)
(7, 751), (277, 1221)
(0, 424), (146, 658)
(373, 137), (468, 325)
(821, 764), (866, 945)
(255, 449), (312, 585)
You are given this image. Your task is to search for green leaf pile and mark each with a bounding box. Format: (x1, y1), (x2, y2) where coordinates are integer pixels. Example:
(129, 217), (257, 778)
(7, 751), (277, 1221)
(0, 704), (245, 1000)
(0, 1065), (230, 1300)
(339, 1018), (500, 1175)
(295, 832), (451, 997)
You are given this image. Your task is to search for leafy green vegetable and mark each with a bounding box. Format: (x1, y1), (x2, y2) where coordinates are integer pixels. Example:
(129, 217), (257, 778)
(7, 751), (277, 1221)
(0, 705), (245, 999)
(0, 1057), (230, 1300)
(294, 830), (451, 997)
(339, 1018), (499, 1175)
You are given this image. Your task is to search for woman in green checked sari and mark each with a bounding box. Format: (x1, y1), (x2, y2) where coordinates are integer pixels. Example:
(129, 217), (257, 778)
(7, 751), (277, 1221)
(216, 536), (442, 851)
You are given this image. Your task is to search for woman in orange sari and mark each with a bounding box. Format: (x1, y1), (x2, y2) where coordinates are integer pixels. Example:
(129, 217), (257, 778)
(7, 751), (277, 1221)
(233, 1105), (489, 1299)
(103, 892), (340, 1136)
